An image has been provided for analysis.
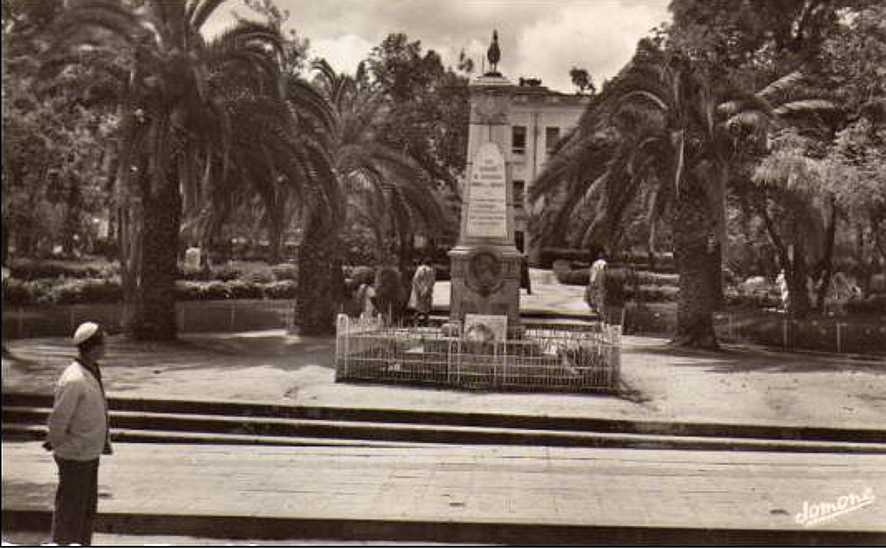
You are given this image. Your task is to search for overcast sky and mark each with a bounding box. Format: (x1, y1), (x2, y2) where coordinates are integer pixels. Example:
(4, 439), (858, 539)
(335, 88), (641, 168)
(208, 0), (671, 93)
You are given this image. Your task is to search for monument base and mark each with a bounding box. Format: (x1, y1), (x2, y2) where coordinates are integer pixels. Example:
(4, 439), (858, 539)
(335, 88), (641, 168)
(448, 244), (524, 339)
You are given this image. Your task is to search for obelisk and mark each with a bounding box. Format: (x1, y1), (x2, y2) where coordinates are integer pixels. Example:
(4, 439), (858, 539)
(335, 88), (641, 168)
(448, 30), (523, 338)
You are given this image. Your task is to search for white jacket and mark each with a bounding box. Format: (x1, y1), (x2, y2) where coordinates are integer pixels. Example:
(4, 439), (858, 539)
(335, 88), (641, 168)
(47, 361), (110, 461)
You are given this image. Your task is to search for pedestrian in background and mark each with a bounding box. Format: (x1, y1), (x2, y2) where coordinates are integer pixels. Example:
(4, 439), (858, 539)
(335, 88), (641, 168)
(45, 321), (113, 546)
(520, 255), (532, 295)
(408, 258), (436, 326)
(585, 252), (608, 315)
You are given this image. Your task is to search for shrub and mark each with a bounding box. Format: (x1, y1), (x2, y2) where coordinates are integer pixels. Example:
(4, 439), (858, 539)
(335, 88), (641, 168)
(54, 277), (123, 304)
(2, 278), (33, 305)
(7, 277), (124, 305)
(348, 266), (376, 286)
(262, 280), (297, 299)
(210, 263), (242, 282)
(630, 284), (679, 303)
(225, 279), (263, 300)
(175, 280), (233, 301)
(555, 268), (589, 286)
(632, 271), (679, 287)
(723, 288), (781, 309)
(539, 248), (592, 269)
(241, 267), (275, 285)
(846, 294), (886, 315)
(178, 265), (212, 281)
(9, 258), (119, 280)
(270, 263), (298, 281)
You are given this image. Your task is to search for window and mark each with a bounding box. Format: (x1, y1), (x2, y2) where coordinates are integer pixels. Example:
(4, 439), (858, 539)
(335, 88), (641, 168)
(513, 180), (525, 209)
(545, 127), (560, 154)
(515, 231), (525, 253)
(512, 126), (527, 156)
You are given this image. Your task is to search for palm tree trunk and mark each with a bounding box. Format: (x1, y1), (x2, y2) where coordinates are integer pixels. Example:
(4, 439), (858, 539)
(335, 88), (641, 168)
(671, 181), (719, 349)
(813, 198), (838, 311)
(62, 183), (81, 256)
(294, 208), (345, 335)
(267, 206), (284, 265)
(120, 154), (181, 340)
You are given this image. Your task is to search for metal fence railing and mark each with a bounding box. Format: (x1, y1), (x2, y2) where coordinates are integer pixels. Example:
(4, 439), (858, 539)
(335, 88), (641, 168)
(334, 314), (621, 393)
(713, 312), (886, 355)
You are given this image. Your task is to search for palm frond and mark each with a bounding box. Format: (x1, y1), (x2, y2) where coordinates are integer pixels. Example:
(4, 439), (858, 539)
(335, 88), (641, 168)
(773, 99), (837, 116)
(189, 0), (226, 33)
(756, 71), (805, 101)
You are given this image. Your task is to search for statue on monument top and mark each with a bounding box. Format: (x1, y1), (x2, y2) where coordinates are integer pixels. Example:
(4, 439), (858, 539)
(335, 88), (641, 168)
(486, 30), (501, 76)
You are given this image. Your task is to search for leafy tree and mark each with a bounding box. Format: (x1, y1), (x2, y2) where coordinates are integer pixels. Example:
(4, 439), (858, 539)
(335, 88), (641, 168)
(285, 58), (450, 334)
(366, 33), (471, 197)
(46, 0), (291, 340)
(2, 0), (112, 259)
(569, 67), (595, 95)
(739, 1), (886, 313)
(531, 37), (831, 347)
(826, 119), (886, 295)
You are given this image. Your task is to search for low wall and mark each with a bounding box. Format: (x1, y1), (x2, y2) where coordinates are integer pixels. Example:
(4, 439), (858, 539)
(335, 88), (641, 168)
(1, 300), (294, 340)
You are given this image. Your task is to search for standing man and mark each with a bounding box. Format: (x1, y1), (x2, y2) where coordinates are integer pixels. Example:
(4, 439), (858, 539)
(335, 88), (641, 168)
(408, 258), (436, 326)
(585, 252), (608, 317)
(45, 321), (113, 546)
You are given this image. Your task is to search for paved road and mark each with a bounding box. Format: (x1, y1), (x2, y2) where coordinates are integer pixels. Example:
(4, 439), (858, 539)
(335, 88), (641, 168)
(3, 440), (885, 544)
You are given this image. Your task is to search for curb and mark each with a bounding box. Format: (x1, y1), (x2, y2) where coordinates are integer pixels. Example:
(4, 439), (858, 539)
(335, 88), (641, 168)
(4, 510), (884, 545)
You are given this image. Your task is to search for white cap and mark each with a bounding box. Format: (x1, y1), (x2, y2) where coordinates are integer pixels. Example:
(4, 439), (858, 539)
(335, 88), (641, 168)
(73, 322), (101, 346)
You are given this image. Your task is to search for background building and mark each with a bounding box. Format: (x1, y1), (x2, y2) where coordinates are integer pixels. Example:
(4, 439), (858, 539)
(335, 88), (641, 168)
(508, 79), (589, 262)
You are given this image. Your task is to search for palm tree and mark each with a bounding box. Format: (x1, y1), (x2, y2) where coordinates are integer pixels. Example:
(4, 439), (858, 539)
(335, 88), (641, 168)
(48, 0), (289, 340)
(531, 41), (832, 348)
(287, 59), (449, 334)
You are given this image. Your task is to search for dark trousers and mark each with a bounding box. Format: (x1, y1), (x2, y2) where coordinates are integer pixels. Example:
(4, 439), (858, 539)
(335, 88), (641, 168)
(51, 456), (99, 546)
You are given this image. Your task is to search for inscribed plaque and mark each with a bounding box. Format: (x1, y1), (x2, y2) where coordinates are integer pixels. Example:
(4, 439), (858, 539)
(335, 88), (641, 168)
(466, 142), (507, 239)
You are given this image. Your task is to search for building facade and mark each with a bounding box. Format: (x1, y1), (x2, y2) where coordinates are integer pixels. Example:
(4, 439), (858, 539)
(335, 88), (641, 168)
(508, 82), (589, 262)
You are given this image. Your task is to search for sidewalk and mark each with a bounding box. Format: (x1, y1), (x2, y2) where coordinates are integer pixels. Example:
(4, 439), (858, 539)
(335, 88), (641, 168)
(3, 332), (884, 431)
(3, 441), (885, 543)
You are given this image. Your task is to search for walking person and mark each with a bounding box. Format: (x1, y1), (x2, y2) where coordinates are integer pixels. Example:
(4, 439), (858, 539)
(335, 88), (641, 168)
(45, 321), (113, 546)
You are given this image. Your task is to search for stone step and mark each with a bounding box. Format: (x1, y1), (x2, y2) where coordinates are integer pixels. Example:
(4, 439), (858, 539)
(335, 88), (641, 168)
(5, 392), (885, 444)
(6, 407), (886, 453)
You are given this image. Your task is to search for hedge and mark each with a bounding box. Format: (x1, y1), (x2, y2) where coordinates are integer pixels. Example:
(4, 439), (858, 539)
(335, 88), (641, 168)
(9, 258), (118, 280)
(555, 268), (679, 288)
(846, 294), (886, 315)
(3, 278), (297, 305)
(537, 248), (675, 270)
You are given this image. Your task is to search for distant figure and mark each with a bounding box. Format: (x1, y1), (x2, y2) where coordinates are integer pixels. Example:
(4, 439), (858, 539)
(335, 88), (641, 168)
(373, 266), (406, 325)
(520, 255), (532, 295)
(408, 259), (436, 326)
(585, 253), (607, 313)
(46, 322), (113, 546)
(776, 269), (789, 311)
(2, 265), (10, 358)
(356, 283), (377, 320)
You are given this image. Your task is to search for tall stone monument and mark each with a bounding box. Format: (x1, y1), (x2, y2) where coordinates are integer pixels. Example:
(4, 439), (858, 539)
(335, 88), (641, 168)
(448, 31), (523, 338)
